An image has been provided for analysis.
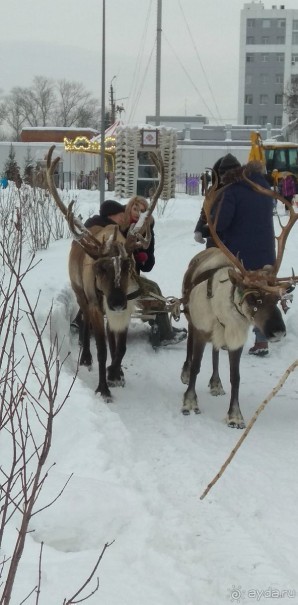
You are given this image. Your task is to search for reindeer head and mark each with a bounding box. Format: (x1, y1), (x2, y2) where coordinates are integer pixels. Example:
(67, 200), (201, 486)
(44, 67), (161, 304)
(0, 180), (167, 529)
(91, 228), (135, 312)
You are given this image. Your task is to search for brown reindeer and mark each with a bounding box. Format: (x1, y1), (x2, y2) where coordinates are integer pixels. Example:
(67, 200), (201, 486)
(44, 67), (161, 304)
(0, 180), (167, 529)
(46, 145), (164, 401)
(181, 173), (298, 427)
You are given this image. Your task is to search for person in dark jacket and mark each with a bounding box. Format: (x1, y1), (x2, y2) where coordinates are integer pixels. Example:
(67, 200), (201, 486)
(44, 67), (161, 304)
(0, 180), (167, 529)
(216, 157), (276, 356)
(194, 154), (241, 247)
(84, 199), (125, 229)
(216, 158), (275, 271)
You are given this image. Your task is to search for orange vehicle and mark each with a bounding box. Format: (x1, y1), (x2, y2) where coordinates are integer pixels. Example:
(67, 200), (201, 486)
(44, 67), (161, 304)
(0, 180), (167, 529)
(249, 131), (298, 190)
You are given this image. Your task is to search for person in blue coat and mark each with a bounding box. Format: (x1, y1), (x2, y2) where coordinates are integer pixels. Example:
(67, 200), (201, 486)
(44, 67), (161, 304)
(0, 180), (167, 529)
(0, 177), (8, 188)
(216, 157), (276, 271)
(216, 155), (276, 356)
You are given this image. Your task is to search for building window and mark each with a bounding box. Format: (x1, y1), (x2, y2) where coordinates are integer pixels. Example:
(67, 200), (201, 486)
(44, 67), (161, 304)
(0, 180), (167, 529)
(277, 19), (286, 28)
(274, 116), (282, 126)
(291, 75), (298, 85)
(259, 116), (268, 126)
(244, 116), (253, 125)
(245, 74), (253, 85)
(275, 73), (284, 84)
(246, 53), (254, 63)
(262, 19), (271, 28)
(292, 54), (298, 65)
(276, 53), (284, 62)
(245, 94), (253, 104)
(260, 94), (268, 105)
(261, 53), (269, 62)
(261, 36), (270, 44)
(276, 36), (285, 44)
(247, 19), (255, 27)
(292, 32), (298, 45)
(246, 36), (255, 44)
(292, 20), (298, 30)
(275, 94), (283, 104)
(260, 74), (269, 85)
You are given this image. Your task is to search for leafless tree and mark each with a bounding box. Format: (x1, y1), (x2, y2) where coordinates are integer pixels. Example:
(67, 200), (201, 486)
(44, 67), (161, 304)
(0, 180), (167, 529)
(284, 79), (298, 121)
(1, 88), (26, 140)
(19, 76), (56, 127)
(1, 77), (101, 140)
(54, 79), (100, 128)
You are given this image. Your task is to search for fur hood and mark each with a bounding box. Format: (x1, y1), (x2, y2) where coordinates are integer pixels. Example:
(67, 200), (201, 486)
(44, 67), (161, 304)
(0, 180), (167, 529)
(221, 160), (265, 185)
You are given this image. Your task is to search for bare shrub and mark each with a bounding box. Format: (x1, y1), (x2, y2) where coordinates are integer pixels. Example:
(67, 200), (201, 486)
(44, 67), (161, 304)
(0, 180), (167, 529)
(0, 207), (111, 604)
(0, 183), (75, 254)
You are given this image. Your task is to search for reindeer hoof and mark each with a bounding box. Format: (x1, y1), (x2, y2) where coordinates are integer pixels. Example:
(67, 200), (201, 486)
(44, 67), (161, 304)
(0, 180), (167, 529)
(209, 384), (225, 396)
(80, 353), (92, 367)
(194, 406), (201, 414)
(182, 408), (190, 416)
(108, 377), (125, 388)
(227, 418), (246, 429)
(107, 366), (125, 387)
(95, 385), (113, 403)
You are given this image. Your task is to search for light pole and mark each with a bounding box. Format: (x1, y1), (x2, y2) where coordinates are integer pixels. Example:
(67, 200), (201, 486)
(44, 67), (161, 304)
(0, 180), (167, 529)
(155, 0), (162, 126)
(100, 0), (106, 206)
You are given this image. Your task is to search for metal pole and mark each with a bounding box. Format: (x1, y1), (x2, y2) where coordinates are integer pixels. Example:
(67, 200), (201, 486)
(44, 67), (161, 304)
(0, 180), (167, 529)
(100, 0), (106, 206)
(155, 0), (162, 126)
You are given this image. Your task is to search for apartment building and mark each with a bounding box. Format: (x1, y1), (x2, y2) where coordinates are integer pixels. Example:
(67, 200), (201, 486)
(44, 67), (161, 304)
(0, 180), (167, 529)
(238, 1), (298, 127)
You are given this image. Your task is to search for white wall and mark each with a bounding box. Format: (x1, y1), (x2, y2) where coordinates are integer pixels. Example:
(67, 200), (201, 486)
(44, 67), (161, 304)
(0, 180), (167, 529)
(176, 145), (250, 175)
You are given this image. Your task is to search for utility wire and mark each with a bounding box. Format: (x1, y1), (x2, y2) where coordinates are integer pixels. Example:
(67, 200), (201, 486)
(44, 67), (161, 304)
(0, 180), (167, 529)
(126, 0), (153, 122)
(177, 0), (223, 124)
(163, 33), (220, 124)
(128, 40), (156, 124)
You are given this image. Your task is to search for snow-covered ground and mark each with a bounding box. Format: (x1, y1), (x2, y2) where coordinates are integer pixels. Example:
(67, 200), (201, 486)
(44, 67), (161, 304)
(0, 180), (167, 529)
(2, 189), (298, 605)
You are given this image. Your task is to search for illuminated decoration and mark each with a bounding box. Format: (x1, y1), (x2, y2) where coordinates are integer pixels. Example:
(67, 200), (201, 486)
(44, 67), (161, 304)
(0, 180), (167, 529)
(63, 121), (122, 173)
(64, 136), (100, 153)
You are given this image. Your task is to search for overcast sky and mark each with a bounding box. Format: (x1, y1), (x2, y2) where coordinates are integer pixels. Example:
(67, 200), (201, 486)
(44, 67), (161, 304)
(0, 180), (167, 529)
(0, 0), (276, 126)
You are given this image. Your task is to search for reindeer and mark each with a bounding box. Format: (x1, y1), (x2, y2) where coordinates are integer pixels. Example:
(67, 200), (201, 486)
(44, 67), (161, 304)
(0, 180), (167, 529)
(46, 145), (164, 402)
(181, 172), (298, 427)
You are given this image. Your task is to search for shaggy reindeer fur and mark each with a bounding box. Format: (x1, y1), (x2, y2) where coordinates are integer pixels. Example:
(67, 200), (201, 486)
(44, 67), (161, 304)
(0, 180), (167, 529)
(69, 224), (140, 402)
(181, 248), (286, 427)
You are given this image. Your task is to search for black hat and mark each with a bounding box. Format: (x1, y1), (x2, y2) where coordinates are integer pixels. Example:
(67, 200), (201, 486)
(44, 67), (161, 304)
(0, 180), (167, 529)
(218, 154), (241, 176)
(100, 200), (125, 218)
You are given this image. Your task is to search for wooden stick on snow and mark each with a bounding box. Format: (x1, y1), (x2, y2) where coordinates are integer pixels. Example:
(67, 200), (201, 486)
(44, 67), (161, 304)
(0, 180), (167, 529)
(200, 359), (298, 501)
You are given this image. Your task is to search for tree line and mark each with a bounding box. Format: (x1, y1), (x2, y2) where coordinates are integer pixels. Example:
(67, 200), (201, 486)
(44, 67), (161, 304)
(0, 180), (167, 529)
(0, 75), (109, 141)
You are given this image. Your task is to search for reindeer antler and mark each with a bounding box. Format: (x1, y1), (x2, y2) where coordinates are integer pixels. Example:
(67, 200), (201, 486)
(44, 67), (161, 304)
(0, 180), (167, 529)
(203, 178), (247, 277)
(242, 168), (298, 276)
(126, 150), (165, 252)
(147, 151), (165, 217)
(46, 145), (105, 258)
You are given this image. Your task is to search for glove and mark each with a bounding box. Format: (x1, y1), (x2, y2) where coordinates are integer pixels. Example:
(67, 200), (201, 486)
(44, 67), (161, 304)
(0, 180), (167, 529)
(135, 251), (148, 264)
(194, 231), (206, 244)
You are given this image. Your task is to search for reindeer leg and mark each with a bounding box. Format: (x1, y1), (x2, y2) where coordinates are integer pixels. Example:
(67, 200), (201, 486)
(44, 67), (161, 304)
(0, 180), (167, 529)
(107, 326), (127, 387)
(208, 347), (225, 396)
(182, 332), (206, 415)
(181, 322), (193, 385)
(79, 319), (92, 367)
(89, 306), (112, 402)
(227, 347), (245, 429)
